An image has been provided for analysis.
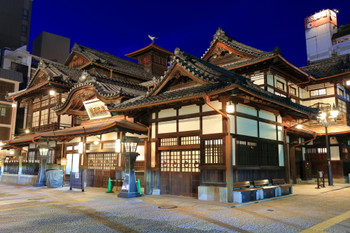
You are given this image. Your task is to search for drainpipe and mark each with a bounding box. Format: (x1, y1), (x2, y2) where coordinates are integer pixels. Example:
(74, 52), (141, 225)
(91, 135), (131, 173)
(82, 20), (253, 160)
(204, 95), (232, 203)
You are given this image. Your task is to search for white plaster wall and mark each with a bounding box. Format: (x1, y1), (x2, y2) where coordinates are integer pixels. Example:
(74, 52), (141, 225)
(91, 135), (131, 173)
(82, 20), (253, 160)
(278, 144), (284, 166)
(229, 115), (236, 134)
(158, 108), (176, 118)
(236, 103), (257, 116)
(330, 146), (340, 160)
(300, 88), (309, 99)
(277, 126), (283, 141)
(259, 110), (275, 121)
(158, 120), (176, 134)
(101, 132), (118, 141)
(259, 122), (276, 140)
(267, 87), (274, 93)
(267, 74), (274, 86)
(68, 137), (81, 143)
(151, 142), (156, 167)
(151, 123), (156, 139)
(136, 146), (144, 161)
(202, 115), (222, 134)
(60, 115), (72, 127)
(202, 101), (221, 112)
(179, 117), (200, 132)
(87, 135), (99, 143)
(236, 117), (257, 137)
(179, 104), (200, 115)
(277, 115), (282, 123)
(152, 113), (156, 119)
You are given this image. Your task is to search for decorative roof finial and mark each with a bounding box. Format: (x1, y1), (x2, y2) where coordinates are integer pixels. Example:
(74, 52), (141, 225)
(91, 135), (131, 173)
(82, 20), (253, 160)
(148, 35), (157, 44)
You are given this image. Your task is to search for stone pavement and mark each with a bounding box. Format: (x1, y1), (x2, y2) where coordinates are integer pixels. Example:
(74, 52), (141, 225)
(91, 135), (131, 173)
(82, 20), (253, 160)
(0, 182), (350, 232)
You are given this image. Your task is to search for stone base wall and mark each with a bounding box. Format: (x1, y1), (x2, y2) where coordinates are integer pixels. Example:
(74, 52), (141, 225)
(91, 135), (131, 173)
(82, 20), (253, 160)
(0, 174), (37, 185)
(198, 186), (227, 202)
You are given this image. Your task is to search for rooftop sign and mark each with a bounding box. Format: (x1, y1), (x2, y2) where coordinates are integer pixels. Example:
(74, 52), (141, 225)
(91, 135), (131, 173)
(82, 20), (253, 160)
(305, 9), (337, 30)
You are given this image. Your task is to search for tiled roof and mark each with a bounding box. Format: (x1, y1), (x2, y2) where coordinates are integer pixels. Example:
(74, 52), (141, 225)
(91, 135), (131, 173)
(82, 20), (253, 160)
(202, 28), (273, 59)
(300, 54), (350, 78)
(70, 43), (153, 80)
(111, 49), (317, 115)
(29, 58), (83, 87)
(221, 53), (277, 70)
(54, 71), (147, 111)
(8, 59), (83, 99)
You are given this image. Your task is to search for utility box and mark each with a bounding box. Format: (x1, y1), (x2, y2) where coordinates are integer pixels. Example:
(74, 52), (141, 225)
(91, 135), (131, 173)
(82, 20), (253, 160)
(302, 161), (312, 180)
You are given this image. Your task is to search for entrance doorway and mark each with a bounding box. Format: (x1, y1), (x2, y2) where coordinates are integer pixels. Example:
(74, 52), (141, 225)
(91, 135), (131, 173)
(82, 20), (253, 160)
(160, 150), (200, 197)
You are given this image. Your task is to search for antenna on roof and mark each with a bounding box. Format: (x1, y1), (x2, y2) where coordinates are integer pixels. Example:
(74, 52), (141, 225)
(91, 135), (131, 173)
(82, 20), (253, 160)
(148, 35), (157, 44)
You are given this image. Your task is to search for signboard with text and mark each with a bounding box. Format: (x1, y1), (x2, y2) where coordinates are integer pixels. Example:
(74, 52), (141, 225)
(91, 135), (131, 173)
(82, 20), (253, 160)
(83, 99), (111, 120)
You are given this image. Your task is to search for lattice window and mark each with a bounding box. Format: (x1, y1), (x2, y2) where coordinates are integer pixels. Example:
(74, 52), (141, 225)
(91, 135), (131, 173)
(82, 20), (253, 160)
(204, 139), (223, 164)
(160, 138), (177, 146)
(171, 151), (181, 172)
(49, 108), (57, 124)
(338, 99), (346, 114)
(181, 136), (200, 145)
(88, 153), (119, 170)
(161, 150), (200, 172)
(88, 154), (95, 169)
(28, 151), (36, 163)
(40, 109), (48, 125)
(161, 151), (170, 172)
(182, 150), (200, 172)
(32, 111), (39, 127)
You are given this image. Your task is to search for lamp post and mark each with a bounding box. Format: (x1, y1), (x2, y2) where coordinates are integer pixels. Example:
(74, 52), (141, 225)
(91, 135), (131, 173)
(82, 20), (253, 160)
(118, 136), (141, 198)
(34, 141), (49, 187)
(317, 105), (339, 186)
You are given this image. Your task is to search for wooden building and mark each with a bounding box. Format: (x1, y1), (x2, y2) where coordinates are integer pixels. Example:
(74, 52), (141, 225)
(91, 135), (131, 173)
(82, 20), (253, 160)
(3, 28), (350, 202)
(110, 48), (316, 201)
(5, 43), (171, 187)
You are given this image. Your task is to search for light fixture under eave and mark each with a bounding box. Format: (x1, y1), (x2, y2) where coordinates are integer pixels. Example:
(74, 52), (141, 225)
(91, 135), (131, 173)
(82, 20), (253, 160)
(25, 129), (30, 134)
(93, 140), (100, 145)
(115, 139), (121, 153)
(12, 103), (17, 108)
(49, 90), (56, 96)
(296, 124), (302, 129)
(226, 102), (235, 114)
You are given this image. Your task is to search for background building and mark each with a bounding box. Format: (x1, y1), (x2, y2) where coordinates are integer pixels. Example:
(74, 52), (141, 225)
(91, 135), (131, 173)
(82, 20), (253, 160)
(0, 0), (32, 50)
(305, 9), (350, 63)
(32, 31), (70, 64)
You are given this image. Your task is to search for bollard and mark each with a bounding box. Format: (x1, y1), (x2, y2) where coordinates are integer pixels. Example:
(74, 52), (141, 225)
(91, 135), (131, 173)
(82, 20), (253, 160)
(106, 177), (114, 193)
(137, 179), (144, 196)
(316, 171), (325, 189)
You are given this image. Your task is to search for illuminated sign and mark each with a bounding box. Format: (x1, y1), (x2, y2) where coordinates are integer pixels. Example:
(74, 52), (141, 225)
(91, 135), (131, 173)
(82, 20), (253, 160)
(83, 98), (111, 120)
(304, 9), (337, 30)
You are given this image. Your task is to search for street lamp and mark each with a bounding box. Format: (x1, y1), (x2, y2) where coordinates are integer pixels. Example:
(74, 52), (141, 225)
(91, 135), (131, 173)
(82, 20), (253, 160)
(34, 141), (49, 187)
(317, 105), (339, 186)
(118, 136), (141, 198)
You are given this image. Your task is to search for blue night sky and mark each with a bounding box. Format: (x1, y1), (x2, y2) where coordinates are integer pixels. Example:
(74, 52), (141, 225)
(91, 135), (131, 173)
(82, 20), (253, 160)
(29, 0), (350, 67)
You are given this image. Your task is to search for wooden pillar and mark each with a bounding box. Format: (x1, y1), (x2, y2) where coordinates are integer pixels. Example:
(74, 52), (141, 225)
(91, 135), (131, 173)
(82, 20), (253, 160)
(225, 115), (233, 203)
(283, 129), (291, 183)
(289, 147), (297, 184)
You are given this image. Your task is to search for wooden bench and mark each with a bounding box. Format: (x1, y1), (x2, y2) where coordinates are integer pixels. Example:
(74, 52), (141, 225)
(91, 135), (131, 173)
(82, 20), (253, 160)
(253, 179), (279, 198)
(272, 178), (293, 195)
(233, 181), (261, 203)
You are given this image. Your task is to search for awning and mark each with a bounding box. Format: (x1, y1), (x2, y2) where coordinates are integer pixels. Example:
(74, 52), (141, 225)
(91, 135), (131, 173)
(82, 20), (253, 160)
(5, 117), (147, 146)
(40, 118), (147, 140)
